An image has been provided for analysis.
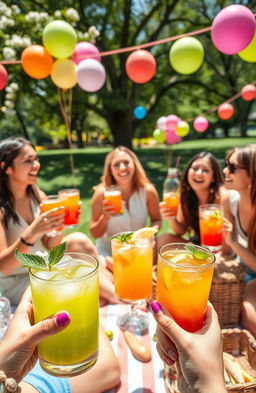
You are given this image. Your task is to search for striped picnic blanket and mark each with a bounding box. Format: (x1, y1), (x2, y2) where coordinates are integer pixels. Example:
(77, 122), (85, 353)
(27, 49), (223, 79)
(101, 304), (166, 393)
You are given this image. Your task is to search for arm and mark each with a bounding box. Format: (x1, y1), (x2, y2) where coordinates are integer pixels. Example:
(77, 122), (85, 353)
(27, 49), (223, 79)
(90, 188), (116, 239)
(160, 203), (187, 236)
(146, 184), (162, 230)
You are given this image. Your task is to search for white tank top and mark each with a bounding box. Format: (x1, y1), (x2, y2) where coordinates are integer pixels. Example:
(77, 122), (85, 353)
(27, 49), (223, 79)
(229, 190), (248, 248)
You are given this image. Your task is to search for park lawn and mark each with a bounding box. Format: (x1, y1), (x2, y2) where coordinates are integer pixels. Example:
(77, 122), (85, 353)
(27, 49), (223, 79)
(37, 137), (256, 240)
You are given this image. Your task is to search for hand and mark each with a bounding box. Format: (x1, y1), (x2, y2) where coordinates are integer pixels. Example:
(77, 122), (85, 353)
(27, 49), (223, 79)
(222, 217), (237, 247)
(151, 302), (226, 393)
(0, 288), (70, 382)
(102, 200), (117, 218)
(159, 202), (176, 220)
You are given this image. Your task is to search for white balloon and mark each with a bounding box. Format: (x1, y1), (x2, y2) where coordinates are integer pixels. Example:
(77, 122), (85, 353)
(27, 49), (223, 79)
(76, 59), (106, 92)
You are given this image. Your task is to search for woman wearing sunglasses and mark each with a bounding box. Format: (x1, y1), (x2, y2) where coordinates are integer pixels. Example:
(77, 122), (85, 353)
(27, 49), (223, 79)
(222, 144), (256, 336)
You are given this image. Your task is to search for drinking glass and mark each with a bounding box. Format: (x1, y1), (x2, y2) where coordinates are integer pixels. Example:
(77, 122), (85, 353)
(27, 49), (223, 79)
(111, 233), (153, 332)
(199, 204), (223, 252)
(156, 243), (215, 332)
(58, 188), (80, 228)
(104, 185), (123, 215)
(40, 195), (65, 237)
(163, 191), (180, 217)
(0, 296), (11, 340)
(29, 252), (99, 377)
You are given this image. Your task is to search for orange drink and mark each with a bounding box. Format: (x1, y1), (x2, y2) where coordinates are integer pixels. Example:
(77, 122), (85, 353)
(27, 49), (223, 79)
(104, 185), (123, 215)
(199, 204), (223, 252)
(156, 243), (215, 332)
(58, 188), (80, 228)
(40, 195), (65, 237)
(163, 191), (180, 216)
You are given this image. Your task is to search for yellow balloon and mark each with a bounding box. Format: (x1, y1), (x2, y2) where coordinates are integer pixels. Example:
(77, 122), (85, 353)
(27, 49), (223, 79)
(51, 59), (77, 89)
(238, 32), (256, 63)
(176, 121), (190, 137)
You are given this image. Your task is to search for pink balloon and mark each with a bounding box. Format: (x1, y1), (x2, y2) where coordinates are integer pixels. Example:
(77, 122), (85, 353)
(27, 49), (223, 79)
(166, 115), (180, 131)
(0, 65), (8, 90)
(157, 116), (167, 131)
(193, 116), (209, 133)
(241, 84), (256, 101)
(166, 130), (180, 144)
(77, 59), (106, 92)
(211, 5), (256, 55)
(71, 42), (101, 64)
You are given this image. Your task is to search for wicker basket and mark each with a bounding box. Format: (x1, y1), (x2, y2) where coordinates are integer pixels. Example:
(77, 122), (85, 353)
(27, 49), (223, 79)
(209, 258), (245, 328)
(164, 328), (256, 393)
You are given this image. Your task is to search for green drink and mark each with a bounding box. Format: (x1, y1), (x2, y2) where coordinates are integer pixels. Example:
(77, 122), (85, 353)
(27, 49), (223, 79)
(29, 252), (99, 377)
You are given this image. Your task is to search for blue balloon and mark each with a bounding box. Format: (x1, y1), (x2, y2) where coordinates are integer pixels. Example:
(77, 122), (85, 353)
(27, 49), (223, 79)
(133, 105), (147, 120)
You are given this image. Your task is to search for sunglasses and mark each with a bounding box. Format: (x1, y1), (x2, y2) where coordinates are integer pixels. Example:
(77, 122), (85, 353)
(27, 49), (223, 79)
(225, 159), (246, 174)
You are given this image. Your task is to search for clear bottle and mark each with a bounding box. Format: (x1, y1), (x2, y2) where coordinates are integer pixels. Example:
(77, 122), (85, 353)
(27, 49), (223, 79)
(162, 168), (180, 216)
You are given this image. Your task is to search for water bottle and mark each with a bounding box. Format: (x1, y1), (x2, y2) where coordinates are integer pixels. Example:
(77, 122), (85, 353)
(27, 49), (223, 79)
(0, 296), (11, 340)
(162, 168), (180, 217)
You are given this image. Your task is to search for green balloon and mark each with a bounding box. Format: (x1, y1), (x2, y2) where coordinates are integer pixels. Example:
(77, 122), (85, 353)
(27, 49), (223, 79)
(153, 128), (165, 143)
(176, 121), (190, 137)
(43, 20), (77, 59)
(169, 37), (204, 75)
(238, 32), (256, 63)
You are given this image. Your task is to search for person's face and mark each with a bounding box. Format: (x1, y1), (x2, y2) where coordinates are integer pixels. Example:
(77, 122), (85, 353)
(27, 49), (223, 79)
(187, 157), (214, 192)
(223, 151), (251, 191)
(5, 144), (40, 185)
(110, 151), (135, 185)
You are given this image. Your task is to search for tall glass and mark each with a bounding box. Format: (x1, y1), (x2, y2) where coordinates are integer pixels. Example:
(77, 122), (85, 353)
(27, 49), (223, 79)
(163, 191), (180, 217)
(199, 204), (223, 252)
(29, 252), (99, 377)
(111, 234), (153, 332)
(40, 195), (65, 237)
(104, 185), (123, 215)
(156, 243), (215, 332)
(58, 188), (80, 228)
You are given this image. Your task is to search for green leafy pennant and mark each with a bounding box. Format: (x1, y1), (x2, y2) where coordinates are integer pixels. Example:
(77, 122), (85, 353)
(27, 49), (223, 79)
(14, 250), (48, 271)
(110, 232), (134, 242)
(185, 244), (211, 260)
(48, 242), (67, 267)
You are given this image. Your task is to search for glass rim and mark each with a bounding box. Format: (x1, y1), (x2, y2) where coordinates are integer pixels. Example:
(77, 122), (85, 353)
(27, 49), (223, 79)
(104, 184), (121, 191)
(41, 195), (65, 201)
(158, 242), (216, 270)
(29, 252), (99, 283)
(199, 203), (223, 210)
(110, 231), (153, 246)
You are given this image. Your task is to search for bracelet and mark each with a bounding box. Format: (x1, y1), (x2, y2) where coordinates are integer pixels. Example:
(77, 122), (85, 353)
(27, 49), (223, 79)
(20, 236), (34, 247)
(0, 370), (20, 392)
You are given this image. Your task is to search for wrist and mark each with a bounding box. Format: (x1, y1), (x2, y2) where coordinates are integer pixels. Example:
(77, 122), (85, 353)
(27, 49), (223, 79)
(20, 236), (35, 247)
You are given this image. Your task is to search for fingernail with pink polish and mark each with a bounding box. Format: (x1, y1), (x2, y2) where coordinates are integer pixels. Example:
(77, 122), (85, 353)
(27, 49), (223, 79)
(56, 312), (70, 327)
(150, 301), (162, 314)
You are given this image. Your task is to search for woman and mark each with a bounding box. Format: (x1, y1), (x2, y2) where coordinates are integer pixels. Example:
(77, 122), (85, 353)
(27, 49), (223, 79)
(0, 137), (116, 305)
(158, 151), (226, 247)
(222, 144), (256, 336)
(90, 146), (161, 258)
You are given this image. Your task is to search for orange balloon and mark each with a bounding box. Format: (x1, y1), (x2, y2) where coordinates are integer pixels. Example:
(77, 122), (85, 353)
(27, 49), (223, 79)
(21, 45), (53, 79)
(241, 84), (256, 101)
(217, 103), (234, 120)
(125, 49), (156, 84)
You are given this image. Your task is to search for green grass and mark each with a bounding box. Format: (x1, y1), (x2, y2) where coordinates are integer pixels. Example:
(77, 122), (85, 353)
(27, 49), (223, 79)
(37, 137), (256, 240)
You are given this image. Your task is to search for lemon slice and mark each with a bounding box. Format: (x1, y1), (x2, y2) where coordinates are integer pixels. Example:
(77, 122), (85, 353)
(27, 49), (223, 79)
(132, 226), (158, 240)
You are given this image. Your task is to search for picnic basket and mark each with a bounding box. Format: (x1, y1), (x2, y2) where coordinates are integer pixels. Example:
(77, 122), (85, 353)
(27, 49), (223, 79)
(164, 328), (256, 393)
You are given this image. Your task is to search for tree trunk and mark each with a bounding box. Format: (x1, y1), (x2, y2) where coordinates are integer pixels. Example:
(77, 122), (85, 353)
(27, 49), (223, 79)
(16, 110), (30, 140)
(109, 111), (134, 149)
(239, 119), (248, 137)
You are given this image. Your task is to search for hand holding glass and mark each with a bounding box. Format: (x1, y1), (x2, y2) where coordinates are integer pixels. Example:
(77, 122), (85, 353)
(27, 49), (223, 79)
(58, 188), (81, 228)
(104, 186), (123, 215)
(40, 195), (65, 237)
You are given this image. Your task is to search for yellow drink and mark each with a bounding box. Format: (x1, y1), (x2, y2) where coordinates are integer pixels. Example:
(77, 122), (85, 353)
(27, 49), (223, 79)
(58, 189), (80, 227)
(163, 191), (180, 216)
(156, 243), (215, 332)
(30, 253), (99, 377)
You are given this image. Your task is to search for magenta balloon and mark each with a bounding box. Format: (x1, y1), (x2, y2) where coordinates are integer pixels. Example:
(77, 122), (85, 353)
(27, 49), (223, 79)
(77, 59), (106, 92)
(211, 5), (256, 55)
(193, 116), (209, 133)
(166, 130), (180, 144)
(166, 114), (180, 131)
(0, 65), (8, 90)
(71, 42), (101, 64)
(157, 116), (167, 131)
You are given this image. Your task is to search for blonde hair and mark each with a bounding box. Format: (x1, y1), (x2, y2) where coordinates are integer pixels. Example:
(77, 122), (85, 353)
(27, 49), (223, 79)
(95, 146), (151, 191)
(226, 144), (256, 253)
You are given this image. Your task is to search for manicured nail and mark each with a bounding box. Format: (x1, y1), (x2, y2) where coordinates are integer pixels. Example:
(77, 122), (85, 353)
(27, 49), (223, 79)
(150, 301), (162, 314)
(56, 312), (70, 327)
(168, 349), (177, 361)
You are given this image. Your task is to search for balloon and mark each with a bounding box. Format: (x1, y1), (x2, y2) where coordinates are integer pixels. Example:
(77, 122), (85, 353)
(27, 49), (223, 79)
(166, 114), (180, 131)
(133, 106), (147, 120)
(43, 20), (77, 59)
(166, 130), (180, 144)
(176, 121), (190, 137)
(21, 45), (53, 79)
(51, 59), (77, 89)
(169, 37), (204, 75)
(238, 33), (256, 62)
(0, 65), (8, 90)
(241, 84), (256, 101)
(211, 5), (255, 55)
(193, 116), (209, 133)
(217, 103), (234, 120)
(153, 129), (165, 143)
(77, 59), (106, 92)
(157, 116), (167, 131)
(71, 42), (101, 64)
(125, 50), (156, 84)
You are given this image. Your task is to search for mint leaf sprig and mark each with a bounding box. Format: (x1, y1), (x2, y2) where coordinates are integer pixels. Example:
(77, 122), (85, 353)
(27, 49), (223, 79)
(15, 242), (67, 271)
(185, 244), (211, 260)
(110, 232), (134, 243)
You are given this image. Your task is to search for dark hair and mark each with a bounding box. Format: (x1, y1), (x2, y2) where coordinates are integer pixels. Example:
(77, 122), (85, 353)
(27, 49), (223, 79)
(0, 137), (40, 227)
(180, 151), (224, 235)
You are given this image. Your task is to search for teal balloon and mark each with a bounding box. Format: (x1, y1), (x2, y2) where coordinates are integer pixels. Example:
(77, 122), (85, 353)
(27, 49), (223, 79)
(169, 37), (204, 75)
(176, 121), (190, 137)
(153, 128), (165, 143)
(134, 106), (147, 119)
(43, 20), (77, 59)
